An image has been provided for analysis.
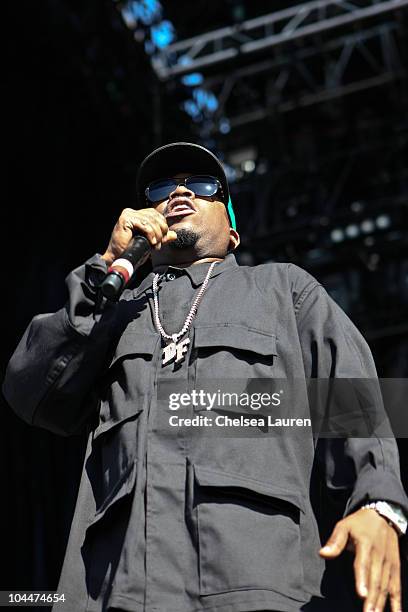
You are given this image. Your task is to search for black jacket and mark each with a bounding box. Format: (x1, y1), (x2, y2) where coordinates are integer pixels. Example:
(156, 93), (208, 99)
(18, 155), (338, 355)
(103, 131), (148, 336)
(3, 253), (408, 612)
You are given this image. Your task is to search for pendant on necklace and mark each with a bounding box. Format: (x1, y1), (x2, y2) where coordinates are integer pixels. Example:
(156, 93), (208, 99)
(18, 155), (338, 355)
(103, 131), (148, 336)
(162, 336), (190, 366)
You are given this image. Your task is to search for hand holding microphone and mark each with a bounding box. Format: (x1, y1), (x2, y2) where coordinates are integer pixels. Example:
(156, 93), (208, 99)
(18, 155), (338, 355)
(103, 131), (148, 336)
(100, 207), (178, 300)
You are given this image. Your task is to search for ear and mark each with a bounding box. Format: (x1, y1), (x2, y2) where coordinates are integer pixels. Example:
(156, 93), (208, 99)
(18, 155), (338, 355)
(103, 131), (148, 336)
(228, 228), (240, 251)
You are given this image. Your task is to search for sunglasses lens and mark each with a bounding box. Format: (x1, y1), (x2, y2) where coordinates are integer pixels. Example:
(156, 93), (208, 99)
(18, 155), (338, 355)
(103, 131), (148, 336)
(186, 176), (219, 197)
(146, 176), (221, 203)
(147, 179), (176, 202)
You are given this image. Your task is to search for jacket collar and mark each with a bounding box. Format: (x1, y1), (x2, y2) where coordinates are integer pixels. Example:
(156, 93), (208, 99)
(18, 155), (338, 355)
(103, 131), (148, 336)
(132, 252), (239, 296)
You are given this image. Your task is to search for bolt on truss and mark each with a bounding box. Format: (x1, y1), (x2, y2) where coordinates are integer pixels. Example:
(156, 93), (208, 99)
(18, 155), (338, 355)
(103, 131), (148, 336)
(152, 0), (408, 79)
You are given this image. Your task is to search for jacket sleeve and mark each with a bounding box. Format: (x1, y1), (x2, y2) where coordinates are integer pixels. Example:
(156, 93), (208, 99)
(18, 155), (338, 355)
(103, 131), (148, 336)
(2, 254), (119, 437)
(294, 280), (408, 523)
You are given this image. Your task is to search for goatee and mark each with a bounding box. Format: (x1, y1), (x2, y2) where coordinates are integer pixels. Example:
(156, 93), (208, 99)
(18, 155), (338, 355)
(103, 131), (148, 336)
(168, 228), (199, 249)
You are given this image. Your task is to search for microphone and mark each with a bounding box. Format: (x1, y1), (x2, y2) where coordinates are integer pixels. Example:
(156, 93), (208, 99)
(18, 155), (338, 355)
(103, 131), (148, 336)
(100, 233), (151, 300)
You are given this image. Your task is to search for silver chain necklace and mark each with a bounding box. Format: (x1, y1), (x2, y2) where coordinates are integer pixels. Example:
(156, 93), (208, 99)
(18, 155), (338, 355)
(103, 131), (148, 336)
(152, 261), (218, 366)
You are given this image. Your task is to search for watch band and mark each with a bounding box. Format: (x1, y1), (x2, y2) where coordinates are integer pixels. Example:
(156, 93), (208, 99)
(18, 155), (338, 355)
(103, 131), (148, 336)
(361, 501), (407, 537)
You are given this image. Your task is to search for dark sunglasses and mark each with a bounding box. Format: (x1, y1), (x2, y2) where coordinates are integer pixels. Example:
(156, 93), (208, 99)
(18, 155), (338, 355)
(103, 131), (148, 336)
(145, 175), (224, 203)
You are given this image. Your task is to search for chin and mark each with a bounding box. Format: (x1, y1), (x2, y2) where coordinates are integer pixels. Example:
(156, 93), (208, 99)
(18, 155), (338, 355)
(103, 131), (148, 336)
(169, 217), (195, 229)
(168, 227), (200, 249)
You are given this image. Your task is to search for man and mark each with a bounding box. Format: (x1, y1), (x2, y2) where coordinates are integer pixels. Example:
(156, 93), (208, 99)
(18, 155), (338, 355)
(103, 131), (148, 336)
(3, 142), (408, 612)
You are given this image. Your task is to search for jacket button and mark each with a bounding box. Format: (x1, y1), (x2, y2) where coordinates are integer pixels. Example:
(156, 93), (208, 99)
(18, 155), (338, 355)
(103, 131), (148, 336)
(167, 273), (176, 281)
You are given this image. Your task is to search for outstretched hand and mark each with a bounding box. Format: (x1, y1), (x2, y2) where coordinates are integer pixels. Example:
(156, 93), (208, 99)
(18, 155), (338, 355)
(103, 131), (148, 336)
(319, 507), (402, 612)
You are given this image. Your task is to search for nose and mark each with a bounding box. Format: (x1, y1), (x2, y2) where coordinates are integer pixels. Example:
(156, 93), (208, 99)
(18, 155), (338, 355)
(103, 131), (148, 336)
(169, 182), (195, 200)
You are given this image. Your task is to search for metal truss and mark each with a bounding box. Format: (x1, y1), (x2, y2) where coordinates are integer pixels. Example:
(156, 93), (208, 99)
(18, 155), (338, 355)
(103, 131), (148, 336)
(152, 0), (408, 80)
(202, 21), (406, 131)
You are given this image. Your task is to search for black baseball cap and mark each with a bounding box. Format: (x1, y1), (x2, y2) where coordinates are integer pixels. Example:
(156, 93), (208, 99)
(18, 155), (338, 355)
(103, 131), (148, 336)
(136, 142), (236, 229)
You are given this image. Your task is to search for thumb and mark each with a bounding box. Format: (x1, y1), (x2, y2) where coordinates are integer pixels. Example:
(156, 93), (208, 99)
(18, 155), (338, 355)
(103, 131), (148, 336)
(165, 230), (178, 241)
(319, 522), (349, 558)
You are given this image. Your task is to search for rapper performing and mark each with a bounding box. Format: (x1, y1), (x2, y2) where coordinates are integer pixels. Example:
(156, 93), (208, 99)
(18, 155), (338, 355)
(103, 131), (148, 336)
(2, 2), (408, 612)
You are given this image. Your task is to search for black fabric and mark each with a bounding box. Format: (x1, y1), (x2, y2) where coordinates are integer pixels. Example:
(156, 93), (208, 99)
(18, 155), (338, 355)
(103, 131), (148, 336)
(3, 253), (407, 612)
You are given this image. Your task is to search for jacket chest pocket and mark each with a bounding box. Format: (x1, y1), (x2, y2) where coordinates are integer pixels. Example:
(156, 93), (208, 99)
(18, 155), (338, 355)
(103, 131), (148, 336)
(192, 324), (278, 381)
(90, 332), (158, 516)
(103, 330), (159, 400)
(192, 465), (305, 599)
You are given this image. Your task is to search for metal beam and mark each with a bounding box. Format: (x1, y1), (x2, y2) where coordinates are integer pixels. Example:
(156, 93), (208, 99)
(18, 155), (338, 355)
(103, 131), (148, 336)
(226, 72), (403, 131)
(202, 24), (396, 88)
(241, 0), (407, 54)
(196, 23), (405, 132)
(152, 0), (408, 79)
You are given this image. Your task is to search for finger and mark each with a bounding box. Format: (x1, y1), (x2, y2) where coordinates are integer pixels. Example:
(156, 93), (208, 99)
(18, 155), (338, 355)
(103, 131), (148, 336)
(133, 219), (159, 246)
(154, 220), (179, 242)
(372, 560), (391, 612)
(164, 230), (178, 242)
(148, 209), (171, 236)
(137, 214), (178, 246)
(353, 541), (371, 599)
(121, 211), (177, 247)
(364, 550), (384, 612)
(141, 208), (168, 230)
(144, 219), (165, 247)
(388, 563), (402, 612)
(135, 217), (165, 246)
(319, 522), (349, 558)
(143, 211), (177, 242)
(121, 210), (162, 241)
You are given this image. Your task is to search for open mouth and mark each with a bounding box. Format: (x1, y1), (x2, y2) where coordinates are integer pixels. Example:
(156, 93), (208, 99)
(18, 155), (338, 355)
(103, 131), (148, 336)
(165, 199), (197, 219)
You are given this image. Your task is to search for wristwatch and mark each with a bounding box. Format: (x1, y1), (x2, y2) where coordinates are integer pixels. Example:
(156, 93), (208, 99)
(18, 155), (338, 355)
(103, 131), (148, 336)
(361, 501), (407, 536)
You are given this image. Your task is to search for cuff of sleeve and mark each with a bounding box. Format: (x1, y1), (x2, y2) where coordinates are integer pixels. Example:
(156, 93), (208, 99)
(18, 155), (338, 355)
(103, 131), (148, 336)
(65, 254), (112, 336)
(346, 467), (408, 558)
(84, 254), (109, 290)
(344, 464), (408, 519)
